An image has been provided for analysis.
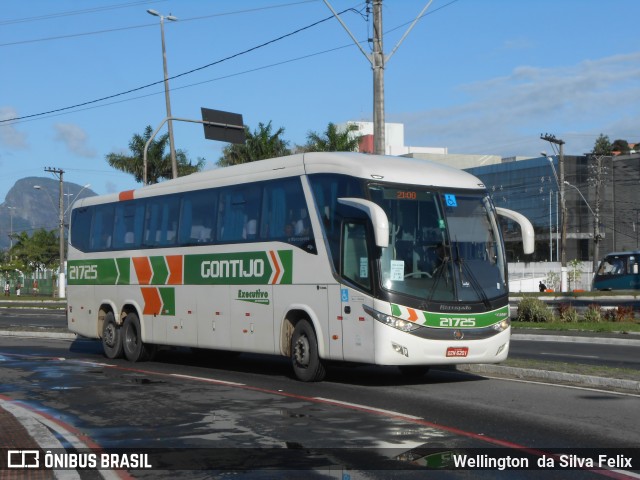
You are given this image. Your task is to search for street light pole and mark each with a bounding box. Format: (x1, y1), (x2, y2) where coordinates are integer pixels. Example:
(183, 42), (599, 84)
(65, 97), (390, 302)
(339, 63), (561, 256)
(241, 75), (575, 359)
(147, 9), (178, 179)
(541, 134), (567, 290)
(564, 181), (601, 272)
(41, 168), (66, 298)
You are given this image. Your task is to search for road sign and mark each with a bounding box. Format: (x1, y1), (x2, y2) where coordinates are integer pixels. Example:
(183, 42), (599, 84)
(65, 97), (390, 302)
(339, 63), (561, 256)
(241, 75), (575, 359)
(201, 108), (245, 144)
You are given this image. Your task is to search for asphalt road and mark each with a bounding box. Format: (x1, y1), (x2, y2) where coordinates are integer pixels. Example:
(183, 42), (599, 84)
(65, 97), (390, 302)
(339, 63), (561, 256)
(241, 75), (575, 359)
(1, 334), (639, 479)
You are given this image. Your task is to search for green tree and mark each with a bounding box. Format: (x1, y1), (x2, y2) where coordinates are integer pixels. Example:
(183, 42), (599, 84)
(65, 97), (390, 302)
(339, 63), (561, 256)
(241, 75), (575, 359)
(217, 121), (290, 167)
(106, 126), (206, 184)
(302, 122), (361, 152)
(611, 139), (630, 155)
(592, 134), (613, 156)
(9, 229), (59, 273)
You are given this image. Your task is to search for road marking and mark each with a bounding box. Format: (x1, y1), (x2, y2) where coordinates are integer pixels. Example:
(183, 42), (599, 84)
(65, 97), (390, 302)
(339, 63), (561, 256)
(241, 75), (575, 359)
(170, 373), (245, 386)
(314, 397), (422, 420)
(0, 395), (128, 480)
(540, 352), (600, 359)
(477, 374), (640, 398)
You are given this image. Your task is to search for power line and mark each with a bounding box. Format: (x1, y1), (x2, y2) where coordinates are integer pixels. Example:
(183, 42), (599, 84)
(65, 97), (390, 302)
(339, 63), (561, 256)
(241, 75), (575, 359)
(0, 6), (349, 125)
(0, 0), (162, 26)
(0, 1), (318, 47)
(2, 1), (459, 127)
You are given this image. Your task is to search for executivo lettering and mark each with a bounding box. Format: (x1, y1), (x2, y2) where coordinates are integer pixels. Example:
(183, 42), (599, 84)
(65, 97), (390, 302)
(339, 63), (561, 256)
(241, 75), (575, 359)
(237, 289), (270, 305)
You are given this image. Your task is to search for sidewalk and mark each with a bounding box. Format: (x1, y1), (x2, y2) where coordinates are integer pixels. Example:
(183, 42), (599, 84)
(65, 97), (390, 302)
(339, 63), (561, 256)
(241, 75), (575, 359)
(0, 404), (54, 478)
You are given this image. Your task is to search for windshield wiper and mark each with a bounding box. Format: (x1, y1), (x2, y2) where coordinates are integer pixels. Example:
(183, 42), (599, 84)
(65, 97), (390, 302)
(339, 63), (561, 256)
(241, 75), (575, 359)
(453, 240), (491, 308)
(427, 245), (453, 303)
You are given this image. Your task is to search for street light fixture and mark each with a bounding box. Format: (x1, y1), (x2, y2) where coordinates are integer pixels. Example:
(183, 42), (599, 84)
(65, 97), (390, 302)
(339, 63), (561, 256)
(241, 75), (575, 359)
(147, 8), (178, 181)
(64, 183), (91, 218)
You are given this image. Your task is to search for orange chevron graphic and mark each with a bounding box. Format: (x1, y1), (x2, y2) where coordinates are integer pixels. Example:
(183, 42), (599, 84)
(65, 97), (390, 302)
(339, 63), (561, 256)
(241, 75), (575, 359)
(133, 257), (152, 285)
(141, 287), (162, 315)
(269, 250), (281, 284)
(166, 255), (183, 285)
(407, 307), (419, 322)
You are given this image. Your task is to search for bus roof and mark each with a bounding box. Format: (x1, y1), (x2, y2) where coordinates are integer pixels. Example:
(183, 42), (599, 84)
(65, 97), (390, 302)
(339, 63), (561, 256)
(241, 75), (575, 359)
(75, 152), (486, 207)
(601, 251), (640, 257)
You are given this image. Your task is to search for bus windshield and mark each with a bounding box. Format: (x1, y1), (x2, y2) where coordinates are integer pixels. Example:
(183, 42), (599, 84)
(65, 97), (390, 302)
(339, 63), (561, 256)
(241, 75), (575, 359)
(369, 185), (506, 303)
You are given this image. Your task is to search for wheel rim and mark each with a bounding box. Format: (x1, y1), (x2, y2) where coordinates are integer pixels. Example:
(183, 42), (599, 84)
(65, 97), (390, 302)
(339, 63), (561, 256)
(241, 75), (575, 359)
(294, 334), (310, 367)
(104, 323), (116, 347)
(125, 323), (138, 350)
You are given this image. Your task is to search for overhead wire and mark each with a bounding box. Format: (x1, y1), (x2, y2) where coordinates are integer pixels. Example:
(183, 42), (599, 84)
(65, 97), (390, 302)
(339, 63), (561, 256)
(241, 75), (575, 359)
(0, 3), (355, 125)
(0, 0), (318, 47)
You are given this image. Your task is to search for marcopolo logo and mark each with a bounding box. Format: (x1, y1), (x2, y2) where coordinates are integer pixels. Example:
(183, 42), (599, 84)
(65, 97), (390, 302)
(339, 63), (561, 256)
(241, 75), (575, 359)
(185, 250), (292, 286)
(236, 288), (270, 305)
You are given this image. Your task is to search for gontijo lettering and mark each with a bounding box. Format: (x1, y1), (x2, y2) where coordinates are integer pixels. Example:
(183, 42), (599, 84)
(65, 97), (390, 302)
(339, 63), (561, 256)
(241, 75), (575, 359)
(201, 258), (264, 279)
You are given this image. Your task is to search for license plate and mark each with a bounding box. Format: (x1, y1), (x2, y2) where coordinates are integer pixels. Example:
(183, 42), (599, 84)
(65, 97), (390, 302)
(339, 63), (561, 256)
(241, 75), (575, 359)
(446, 347), (468, 358)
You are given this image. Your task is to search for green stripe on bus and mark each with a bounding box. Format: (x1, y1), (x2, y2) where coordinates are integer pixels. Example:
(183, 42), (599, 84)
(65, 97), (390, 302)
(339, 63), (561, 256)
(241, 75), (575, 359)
(115, 257), (130, 285)
(159, 287), (175, 315)
(390, 303), (509, 329)
(150, 256), (169, 285)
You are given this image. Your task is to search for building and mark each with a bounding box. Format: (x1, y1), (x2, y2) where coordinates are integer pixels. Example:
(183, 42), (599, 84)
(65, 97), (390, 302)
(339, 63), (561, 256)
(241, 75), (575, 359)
(341, 121), (447, 156)
(343, 121), (639, 266)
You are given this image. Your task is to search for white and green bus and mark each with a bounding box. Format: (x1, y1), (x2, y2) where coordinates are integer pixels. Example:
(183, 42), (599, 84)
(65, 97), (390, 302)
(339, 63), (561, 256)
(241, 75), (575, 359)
(67, 152), (533, 381)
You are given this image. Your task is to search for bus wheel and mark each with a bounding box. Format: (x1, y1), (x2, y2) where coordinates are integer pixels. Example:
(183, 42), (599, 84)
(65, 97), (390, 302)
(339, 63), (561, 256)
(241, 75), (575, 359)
(291, 319), (325, 382)
(122, 312), (151, 362)
(398, 365), (430, 378)
(102, 312), (123, 359)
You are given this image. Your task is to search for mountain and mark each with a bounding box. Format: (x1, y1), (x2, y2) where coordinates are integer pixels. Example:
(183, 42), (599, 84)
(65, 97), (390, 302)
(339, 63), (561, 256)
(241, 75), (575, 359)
(0, 177), (97, 250)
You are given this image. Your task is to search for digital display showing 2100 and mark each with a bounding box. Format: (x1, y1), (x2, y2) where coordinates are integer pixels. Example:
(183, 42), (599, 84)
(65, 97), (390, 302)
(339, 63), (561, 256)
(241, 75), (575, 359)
(381, 188), (433, 201)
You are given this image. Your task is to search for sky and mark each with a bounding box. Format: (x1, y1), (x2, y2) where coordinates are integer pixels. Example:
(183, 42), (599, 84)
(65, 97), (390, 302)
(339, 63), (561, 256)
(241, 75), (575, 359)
(1, 0), (639, 201)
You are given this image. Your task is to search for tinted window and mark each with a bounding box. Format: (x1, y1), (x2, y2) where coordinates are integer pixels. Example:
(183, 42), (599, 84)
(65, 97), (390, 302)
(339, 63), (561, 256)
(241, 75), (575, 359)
(144, 195), (180, 247)
(90, 204), (115, 250)
(70, 177), (316, 253)
(70, 207), (91, 251)
(179, 189), (217, 245)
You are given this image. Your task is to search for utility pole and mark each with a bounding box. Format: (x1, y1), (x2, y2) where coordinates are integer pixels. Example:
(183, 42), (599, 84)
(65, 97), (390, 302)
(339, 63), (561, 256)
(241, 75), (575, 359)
(590, 154), (606, 272)
(323, 0), (434, 155)
(541, 134), (567, 291)
(44, 167), (66, 299)
(371, 0), (385, 155)
(147, 9), (178, 178)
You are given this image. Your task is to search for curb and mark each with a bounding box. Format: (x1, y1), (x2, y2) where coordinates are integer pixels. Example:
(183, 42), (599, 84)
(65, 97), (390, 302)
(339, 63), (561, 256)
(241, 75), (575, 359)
(0, 330), (76, 340)
(457, 363), (640, 393)
(511, 333), (640, 346)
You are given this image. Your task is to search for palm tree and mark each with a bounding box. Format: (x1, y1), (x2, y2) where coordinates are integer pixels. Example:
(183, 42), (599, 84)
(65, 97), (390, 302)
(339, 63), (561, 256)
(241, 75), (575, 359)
(217, 121), (290, 167)
(303, 122), (361, 152)
(106, 126), (205, 184)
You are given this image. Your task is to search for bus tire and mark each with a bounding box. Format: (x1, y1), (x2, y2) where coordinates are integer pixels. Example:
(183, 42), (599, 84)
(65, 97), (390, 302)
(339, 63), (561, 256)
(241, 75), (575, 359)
(291, 319), (325, 382)
(122, 312), (151, 362)
(102, 312), (123, 359)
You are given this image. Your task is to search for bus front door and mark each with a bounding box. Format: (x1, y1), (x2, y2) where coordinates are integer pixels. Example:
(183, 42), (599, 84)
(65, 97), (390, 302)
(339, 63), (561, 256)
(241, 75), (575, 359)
(339, 220), (375, 363)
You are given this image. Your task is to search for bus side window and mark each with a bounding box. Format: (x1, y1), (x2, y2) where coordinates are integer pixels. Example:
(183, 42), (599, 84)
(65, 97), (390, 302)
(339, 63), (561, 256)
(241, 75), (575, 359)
(144, 196), (179, 247)
(219, 190), (245, 242)
(179, 189), (217, 245)
(113, 201), (144, 249)
(90, 204), (114, 251)
(70, 207), (92, 252)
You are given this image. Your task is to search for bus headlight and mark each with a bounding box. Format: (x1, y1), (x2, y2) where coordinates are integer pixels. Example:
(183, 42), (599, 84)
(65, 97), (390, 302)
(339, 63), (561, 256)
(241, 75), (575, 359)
(363, 305), (422, 333)
(492, 318), (511, 332)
